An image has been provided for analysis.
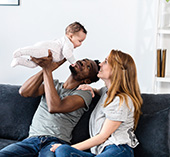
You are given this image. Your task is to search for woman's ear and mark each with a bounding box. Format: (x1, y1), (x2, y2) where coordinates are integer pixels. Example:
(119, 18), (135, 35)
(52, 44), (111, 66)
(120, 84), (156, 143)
(84, 79), (91, 84)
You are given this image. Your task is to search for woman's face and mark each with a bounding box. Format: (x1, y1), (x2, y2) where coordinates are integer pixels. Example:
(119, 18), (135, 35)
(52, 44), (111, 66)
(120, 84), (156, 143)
(97, 57), (113, 82)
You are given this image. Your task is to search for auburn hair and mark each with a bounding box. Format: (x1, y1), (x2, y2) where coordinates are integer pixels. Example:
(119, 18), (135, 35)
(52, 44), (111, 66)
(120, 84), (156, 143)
(103, 49), (143, 129)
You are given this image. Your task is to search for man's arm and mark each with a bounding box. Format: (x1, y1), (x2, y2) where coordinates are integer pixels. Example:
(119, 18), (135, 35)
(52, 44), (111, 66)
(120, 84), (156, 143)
(19, 50), (66, 98)
(19, 70), (44, 97)
(28, 50), (86, 113)
(43, 63), (86, 113)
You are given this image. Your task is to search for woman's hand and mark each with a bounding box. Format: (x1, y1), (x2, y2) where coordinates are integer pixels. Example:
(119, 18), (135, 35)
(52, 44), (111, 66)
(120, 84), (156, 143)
(50, 144), (62, 152)
(31, 50), (66, 72)
(77, 84), (95, 97)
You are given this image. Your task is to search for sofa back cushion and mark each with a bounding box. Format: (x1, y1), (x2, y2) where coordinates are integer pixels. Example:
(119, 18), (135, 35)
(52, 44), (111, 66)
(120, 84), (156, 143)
(71, 94), (100, 145)
(135, 94), (170, 157)
(0, 84), (41, 140)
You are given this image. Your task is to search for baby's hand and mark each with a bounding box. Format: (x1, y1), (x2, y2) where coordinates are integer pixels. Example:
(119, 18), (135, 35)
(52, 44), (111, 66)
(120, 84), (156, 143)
(77, 84), (95, 97)
(50, 144), (62, 152)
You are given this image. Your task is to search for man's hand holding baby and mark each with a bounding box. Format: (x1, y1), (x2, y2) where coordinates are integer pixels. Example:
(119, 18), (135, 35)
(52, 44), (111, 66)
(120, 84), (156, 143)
(31, 50), (66, 71)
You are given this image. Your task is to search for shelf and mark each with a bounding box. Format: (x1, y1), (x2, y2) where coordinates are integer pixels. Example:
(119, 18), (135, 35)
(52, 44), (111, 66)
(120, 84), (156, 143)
(155, 76), (170, 82)
(158, 28), (170, 34)
(154, 0), (170, 93)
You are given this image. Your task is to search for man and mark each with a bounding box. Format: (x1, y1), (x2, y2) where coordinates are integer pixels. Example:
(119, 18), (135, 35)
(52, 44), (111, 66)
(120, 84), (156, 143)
(0, 50), (100, 157)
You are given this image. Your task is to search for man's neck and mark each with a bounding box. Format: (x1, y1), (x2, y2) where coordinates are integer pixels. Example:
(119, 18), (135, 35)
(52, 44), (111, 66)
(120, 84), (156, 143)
(63, 75), (82, 89)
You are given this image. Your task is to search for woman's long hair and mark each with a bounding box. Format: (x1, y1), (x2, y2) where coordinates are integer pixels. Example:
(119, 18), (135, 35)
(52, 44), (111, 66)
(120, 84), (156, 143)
(104, 49), (143, 129)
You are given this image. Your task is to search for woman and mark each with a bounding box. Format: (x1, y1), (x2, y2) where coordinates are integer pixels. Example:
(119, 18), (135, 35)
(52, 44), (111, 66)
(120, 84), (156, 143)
(50, 49), (143, 157)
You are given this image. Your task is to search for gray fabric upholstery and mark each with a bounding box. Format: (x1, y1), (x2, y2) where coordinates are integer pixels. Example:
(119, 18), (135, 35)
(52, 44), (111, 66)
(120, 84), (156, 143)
(134, 94), (170, 157)
(0, 84), (41, 148)
(0, 84), (169, 157)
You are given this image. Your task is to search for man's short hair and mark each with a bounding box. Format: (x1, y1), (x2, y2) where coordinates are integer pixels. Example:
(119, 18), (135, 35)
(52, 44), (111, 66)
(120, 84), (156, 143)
(90, 60), (100, 83)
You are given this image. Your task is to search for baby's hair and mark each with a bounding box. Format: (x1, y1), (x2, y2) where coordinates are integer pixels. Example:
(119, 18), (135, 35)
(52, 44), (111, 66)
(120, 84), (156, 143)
(65, 22), (87, 35)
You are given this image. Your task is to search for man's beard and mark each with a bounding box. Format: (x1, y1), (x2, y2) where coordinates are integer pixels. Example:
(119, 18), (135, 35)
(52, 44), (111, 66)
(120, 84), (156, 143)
(69, 65), (83, 81)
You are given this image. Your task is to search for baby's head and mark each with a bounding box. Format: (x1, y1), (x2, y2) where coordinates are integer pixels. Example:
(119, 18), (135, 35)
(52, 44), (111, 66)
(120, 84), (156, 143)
(65, 22), (87, 48)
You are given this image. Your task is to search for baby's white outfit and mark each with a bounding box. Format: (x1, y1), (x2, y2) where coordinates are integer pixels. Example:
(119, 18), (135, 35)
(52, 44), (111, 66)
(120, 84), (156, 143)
(11, 36), (76, 68)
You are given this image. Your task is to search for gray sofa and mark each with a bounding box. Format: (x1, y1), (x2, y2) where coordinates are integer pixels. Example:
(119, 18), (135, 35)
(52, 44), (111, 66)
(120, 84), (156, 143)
(0, 84), (169, 157)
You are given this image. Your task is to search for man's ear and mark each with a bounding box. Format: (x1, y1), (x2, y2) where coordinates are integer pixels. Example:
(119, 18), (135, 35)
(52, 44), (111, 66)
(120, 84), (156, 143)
(84, 79), (91, 84)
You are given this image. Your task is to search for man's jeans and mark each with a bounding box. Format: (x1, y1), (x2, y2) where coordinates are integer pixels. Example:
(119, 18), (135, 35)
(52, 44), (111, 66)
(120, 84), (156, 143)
(0, 136), (68, 157)
(55, 144), (134, 157)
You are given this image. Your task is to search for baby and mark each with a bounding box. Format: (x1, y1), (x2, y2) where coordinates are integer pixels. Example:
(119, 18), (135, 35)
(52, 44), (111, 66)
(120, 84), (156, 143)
(11, 22), (87, 68)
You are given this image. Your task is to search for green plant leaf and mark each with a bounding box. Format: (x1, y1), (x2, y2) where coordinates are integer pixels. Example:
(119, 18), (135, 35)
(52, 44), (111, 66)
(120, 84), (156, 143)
(166, 0), (170, 2)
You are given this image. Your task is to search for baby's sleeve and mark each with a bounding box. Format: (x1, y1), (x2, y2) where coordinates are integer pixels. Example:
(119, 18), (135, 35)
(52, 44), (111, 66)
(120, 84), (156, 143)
(66, 55), (76, 64)
(62, 38), (75, 64)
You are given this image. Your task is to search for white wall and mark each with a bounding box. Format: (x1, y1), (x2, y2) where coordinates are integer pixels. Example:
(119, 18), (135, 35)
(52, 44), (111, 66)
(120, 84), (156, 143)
(0, 0), (163, 93)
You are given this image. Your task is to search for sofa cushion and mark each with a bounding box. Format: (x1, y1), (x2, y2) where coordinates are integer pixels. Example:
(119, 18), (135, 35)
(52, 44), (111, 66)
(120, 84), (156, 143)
(0, 138), (18, 150)
(0, 84), (41, 141)
(134, 94), (170, 157)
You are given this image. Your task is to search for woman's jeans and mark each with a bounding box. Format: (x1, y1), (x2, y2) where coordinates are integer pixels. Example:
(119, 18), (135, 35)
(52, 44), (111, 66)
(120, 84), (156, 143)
(0, 136), (68, 157)
(55, 144), (134, 157)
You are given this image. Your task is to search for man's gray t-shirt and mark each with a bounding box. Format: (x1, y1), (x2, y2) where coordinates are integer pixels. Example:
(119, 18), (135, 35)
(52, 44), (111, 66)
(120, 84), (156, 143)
(29, 79), (92, 143)
(89, 87), (139, 155)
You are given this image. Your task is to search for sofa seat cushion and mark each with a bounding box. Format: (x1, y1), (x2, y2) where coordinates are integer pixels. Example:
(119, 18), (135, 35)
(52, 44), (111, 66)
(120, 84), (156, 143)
(0, 138), (18, 150)
(0, 84), (41, 141)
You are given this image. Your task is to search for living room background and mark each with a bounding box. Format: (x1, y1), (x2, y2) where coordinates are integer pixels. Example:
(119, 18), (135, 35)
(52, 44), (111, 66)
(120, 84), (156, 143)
(1, 0), (169, 93)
